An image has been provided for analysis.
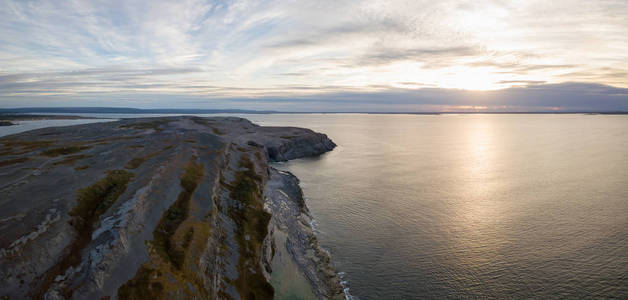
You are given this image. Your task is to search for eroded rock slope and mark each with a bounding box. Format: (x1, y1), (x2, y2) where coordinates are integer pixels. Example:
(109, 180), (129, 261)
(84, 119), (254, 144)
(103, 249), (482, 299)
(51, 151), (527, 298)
(0, 116), (343, 299)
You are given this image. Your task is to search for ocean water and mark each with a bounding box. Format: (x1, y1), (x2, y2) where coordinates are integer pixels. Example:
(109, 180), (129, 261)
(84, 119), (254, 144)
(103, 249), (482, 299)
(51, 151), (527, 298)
(2, 113), (627, 298)
(0, 119), (115, 137)
(245, 114), (628, 299)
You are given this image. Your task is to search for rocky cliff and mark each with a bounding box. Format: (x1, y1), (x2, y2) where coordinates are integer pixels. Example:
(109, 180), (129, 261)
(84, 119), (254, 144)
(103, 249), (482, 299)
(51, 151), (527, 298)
(0, 116), (343, 299)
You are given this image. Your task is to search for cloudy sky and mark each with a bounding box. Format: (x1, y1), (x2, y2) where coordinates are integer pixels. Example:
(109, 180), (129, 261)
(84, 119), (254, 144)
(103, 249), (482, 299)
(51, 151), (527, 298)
(1, 0), (627, 111)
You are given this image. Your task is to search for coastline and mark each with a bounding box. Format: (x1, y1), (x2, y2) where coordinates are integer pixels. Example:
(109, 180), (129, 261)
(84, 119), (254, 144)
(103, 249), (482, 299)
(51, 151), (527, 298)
(265, 168), (345, 299)
(0, 116), (344, 299)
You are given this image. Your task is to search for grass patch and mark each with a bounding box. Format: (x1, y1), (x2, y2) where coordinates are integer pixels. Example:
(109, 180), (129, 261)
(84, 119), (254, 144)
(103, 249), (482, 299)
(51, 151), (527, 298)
(74, 165), (89, 171)
(162, 145), (174, 151)
(83, 136), (142, 145)
(182, 227), (194, 250)
(0, 157), (28, 167)
(152, 161), (204, 269)
(117, 266), (164, 299)
(226, 155), (274, 299)
(191, 117), (225, 135)
(124, 158), (147, 170)
(120, 120), (172, 132)
(191, 117), (213, 126)
(0, 139), (55, 155)
(211, 127), (225, 135)
(41, 145), (91, 157)
(69, 170), (134, 230)
(185, 139), (196, 143)
(53, 154), (92, 166)
(2, 139), (54, 149)
(124, 152), (159, 170)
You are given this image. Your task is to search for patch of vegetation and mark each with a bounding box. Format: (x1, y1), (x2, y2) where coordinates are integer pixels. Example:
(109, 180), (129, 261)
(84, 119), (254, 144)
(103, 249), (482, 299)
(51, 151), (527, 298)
(162, 145), (174, 151)
(53, 154), (92, 166)
(191, 117), (212, 126)
(41, 145), (91, 157)
(74, 165), (89, 171)
(84, 136), (141, 144)
(211, 127), (225, 135)
(124, 152), (159, 170)
(120, 120), (172, 132)
(119, 222), (213, 299)
(280, 135), (298, 139)
(190, 117), (225, 135)
(2, 139), (54, 149)
(217, 289), (236, 300)
(124, 158), (147, 170)
(185, 139), (196, 143)
(182, 227), (194, 250)
(0, 139), (55, 155)
(0, 157), (28, 167)
(69, 170), (134, 231)
(35, 170), (134, 298)
(226, 155), (274, 299)
(153, 161), (204, 269)
(117, 265), (164, 299)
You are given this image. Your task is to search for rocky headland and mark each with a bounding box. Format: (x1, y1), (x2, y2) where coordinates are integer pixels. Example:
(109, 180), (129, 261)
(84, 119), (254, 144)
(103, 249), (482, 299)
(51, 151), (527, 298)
(0, 116), (344, 299)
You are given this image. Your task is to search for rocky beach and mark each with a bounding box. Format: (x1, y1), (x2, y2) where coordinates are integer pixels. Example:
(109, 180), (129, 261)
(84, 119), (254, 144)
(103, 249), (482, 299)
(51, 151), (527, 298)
(0, 116), (344, 299)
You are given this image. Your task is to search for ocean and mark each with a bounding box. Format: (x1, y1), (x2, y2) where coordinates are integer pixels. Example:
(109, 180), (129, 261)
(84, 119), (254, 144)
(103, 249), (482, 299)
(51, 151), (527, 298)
(248, 114), (628, 299)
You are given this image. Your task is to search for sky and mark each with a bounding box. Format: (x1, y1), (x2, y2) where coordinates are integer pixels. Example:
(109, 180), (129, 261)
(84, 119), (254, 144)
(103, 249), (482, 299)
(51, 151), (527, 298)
(0, 0), (627, 112)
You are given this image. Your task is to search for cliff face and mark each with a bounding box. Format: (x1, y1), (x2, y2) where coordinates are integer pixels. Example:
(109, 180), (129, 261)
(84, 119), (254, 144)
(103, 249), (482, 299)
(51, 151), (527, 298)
(0, 116), (343, 299)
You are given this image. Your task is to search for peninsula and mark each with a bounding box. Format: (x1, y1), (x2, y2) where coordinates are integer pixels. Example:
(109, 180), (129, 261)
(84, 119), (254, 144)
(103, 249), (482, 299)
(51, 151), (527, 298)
(0, 116), (344, 299)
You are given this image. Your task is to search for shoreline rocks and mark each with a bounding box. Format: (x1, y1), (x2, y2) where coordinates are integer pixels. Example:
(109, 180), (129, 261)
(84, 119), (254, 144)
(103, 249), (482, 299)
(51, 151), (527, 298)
(265, 168), (345, 299)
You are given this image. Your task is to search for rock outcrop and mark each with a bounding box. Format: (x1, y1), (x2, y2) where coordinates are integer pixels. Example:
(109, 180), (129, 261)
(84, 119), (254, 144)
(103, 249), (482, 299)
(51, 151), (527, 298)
(0, 116), (343, 299)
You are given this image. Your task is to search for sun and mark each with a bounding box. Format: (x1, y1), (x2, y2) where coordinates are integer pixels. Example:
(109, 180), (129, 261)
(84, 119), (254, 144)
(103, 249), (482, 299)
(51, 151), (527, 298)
(439, 67), (502, 91)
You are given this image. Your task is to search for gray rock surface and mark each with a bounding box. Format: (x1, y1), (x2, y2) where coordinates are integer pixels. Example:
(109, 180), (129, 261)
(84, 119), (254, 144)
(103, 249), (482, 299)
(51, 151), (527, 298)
(0, 116), (342, 299)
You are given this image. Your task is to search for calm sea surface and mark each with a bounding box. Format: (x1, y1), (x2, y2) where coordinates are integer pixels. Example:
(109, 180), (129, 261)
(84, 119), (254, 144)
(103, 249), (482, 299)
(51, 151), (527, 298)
(246, 114), (628, 299)
(2, 114), (627, 298)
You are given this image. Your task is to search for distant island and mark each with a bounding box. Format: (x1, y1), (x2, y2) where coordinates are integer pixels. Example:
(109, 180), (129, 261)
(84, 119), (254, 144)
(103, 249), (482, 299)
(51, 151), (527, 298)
(0, 116), (344, 299)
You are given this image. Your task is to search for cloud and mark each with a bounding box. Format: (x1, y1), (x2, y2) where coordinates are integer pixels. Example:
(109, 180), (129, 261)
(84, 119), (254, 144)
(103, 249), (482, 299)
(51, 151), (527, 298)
(0, 0), (627, 110)
(497, 80), (546, 85)
(355, 46), (478, 67)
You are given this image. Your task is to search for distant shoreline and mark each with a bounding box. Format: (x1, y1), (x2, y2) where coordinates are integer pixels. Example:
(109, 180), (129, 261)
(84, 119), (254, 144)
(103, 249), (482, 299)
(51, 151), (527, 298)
(0, 114), (106, 126)
(1, 107), (627, 115)
(0, 114), (106, 120)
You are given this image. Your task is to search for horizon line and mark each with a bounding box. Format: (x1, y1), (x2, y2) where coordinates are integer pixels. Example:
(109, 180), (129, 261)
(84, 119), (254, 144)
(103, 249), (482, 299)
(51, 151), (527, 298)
(1, 107), (628, 115)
